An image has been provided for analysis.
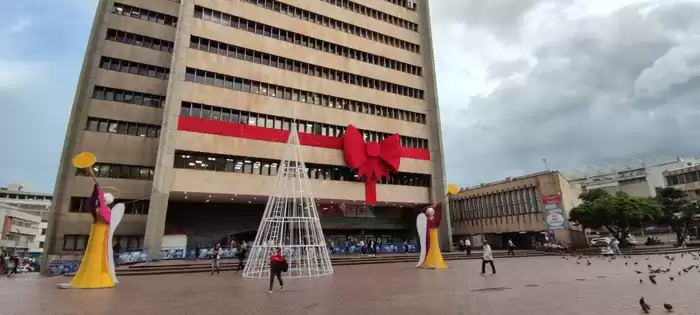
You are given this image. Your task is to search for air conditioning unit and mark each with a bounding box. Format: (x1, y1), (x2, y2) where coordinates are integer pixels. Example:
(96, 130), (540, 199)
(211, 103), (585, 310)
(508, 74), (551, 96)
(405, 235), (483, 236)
(407, 0), (416, 10)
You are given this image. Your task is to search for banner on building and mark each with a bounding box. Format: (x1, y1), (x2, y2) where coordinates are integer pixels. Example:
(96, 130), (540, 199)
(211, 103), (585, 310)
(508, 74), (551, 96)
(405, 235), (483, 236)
(541, 195), (567, 230)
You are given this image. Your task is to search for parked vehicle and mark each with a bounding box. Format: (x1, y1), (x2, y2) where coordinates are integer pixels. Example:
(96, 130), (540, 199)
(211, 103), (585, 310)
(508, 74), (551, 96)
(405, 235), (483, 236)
(590, 237), (611, 247)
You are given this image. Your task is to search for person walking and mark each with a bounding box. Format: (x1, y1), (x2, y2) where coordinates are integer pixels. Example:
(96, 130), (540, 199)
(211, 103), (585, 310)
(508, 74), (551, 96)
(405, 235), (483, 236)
(481, 240), (496, 276)
(506, 239), (516, 256)
(464, 238), (472, 256)
(195, 244), (201, 260)
(235, 243), (247, 273)
(268, 247), (286, 293)
(610, 238), (622, 256)
(113, 242), (122, 267)
(211, 243), (223, 275)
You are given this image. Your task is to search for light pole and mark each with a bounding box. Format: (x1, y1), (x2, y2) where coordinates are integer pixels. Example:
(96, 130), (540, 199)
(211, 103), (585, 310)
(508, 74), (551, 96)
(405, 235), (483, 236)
(543, 158), (549, 171)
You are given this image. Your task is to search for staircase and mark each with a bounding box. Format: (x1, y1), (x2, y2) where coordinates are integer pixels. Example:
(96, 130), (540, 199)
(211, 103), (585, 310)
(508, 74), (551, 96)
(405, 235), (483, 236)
(111, 251), (551, 277)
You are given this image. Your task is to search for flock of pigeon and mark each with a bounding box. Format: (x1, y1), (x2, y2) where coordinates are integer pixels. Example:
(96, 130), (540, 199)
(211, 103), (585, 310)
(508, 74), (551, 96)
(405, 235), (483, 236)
(562, 250), (700, 313)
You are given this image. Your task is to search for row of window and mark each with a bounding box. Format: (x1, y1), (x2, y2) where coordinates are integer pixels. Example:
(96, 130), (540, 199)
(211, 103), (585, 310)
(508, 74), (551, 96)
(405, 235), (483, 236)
(666, 171), (700, 186)
(0, 192), (51, 201)
(449, 188), (541, 221)
(241, 0), (419, 53)
(69, 197), (149, 215)
(77, 163), (155, 181)
(112, 2), (178, 27)
(174, 151), (431, 187)
(106, 28), (174, 53)
(320, 0), (418, 32)
(99, 56), (170, 80)
(190, 36), (422, 99)
(92, 86), (166, 108)
(184, 67), (426, 126)
(180, 101), (428, 149)
(193, 6), (421, 76)
(86, 117), (161, 138)
(63, 234), (143, 251)
(384, 0), (417, 11)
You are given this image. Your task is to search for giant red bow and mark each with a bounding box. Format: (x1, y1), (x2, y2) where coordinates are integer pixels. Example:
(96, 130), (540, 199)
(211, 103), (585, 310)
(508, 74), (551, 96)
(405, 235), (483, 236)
(342, 125), (402, 204)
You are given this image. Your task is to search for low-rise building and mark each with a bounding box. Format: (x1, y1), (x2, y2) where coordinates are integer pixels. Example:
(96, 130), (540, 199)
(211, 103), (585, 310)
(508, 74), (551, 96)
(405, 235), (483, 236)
(663, 164), (700, 201)
(0, 205), (45, 256)
(565, 156), (698, 197)
(449, 171), (586, 249)
(0, 184), (52, 255)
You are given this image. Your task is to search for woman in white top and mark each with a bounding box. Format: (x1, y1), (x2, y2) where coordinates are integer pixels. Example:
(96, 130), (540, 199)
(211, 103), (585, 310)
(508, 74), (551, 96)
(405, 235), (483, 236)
(481, 240), (496, 275)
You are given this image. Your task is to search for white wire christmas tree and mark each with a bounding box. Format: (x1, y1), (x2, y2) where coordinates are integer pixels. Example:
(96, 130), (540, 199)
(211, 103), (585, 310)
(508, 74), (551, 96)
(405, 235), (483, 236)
(242, 128), (333, 278)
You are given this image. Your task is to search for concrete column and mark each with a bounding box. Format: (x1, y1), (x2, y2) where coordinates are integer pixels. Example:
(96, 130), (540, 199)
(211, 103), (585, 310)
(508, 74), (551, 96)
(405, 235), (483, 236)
(143, 0), (192, 260)
(418, 0), (452, 251)
(40, 0), (112, 274)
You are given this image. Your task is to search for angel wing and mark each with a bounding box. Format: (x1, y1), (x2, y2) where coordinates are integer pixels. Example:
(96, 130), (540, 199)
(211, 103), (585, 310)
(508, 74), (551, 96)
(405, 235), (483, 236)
(415, 213), (428, 268)
(107, 203), (125, 284)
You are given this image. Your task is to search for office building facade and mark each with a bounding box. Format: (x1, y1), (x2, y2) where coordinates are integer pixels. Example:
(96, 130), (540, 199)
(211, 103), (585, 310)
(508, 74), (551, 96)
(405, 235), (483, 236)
(45, 0), (448, 262)
(449, 171), (586, 249)
(664, 164), (700, 201)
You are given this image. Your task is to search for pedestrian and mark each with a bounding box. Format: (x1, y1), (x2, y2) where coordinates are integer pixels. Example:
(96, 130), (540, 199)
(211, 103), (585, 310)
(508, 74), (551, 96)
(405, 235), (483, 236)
(610, 238), (622, 256)
(359, 239), (365, 256)
(268, 247), (286, 293)
(113, 242), (122, 267)
(230, 238), (237, 250)
(464, 238), (472, 256)
(211, 243), (223, 275)
(6, 255), (16, 277)
(481, 240), (496, 276)
(403, 240), (409, 254)
(235, 243), (247, 273)
(507, 239), (515, 256)
(195, 244), (201, 260)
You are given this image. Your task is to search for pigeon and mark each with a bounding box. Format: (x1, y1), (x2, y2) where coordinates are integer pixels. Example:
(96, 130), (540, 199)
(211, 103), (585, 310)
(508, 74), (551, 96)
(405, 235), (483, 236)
(640, 297), (651, 314)
(587, 260), (591, 266)
(648, 264), (653, 269)
(576, 261), (580, 265)
(664, 303), (673, 312)
(669, 276), (674, 281)
(648, 275), (657, 284)
(639, 279), (643, 284)
(635, 270), (643, 274)
(625, 262), (628, 266)
(635, 262), (639, 265)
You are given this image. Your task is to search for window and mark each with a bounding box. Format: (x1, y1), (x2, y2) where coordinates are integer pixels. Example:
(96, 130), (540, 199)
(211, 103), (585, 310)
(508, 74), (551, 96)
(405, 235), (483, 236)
(174, 150), (431, 187)
(189, 36), (423, 99)
(105, 29), (174, 53)
(85, 117), (160, 138)
(183, 68), (426, 125)
(76, 163), (155, 180)
(179, 101), (428, 149)
(193, 6), (421, 76)
(242, 0), (419, 53)
(99, 57), (170, 80)
(112, 2), (178, 27)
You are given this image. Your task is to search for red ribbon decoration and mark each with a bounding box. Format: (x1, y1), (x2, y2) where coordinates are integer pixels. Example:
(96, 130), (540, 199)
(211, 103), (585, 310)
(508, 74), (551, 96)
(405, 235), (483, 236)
(342, 125), (402, 205)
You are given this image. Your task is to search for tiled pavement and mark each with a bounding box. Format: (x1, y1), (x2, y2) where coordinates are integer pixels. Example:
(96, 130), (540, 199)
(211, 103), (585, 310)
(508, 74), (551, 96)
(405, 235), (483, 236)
(3, 253), (700, 315)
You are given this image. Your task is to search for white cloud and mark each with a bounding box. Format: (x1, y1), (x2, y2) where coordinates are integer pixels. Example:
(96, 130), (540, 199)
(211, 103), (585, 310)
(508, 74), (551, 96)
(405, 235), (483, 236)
(432, 0), (700, 186)
(3, 18), (32, 34)
(0, 60), (39, 90)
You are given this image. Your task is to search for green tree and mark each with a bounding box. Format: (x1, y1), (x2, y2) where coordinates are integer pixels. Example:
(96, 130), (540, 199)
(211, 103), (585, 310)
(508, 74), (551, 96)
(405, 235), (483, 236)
(655, 187), (700, 246)
(570, 189), (660, 246)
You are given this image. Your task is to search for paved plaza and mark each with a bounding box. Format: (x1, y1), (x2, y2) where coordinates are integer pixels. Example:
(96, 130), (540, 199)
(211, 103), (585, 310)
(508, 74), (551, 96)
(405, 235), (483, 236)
(3, 254), (700, 315)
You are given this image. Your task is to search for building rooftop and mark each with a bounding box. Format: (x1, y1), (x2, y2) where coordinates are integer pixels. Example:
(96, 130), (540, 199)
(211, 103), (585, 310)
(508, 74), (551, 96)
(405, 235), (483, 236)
(562, 155), (697, 180)
(459, 170), (561, 192)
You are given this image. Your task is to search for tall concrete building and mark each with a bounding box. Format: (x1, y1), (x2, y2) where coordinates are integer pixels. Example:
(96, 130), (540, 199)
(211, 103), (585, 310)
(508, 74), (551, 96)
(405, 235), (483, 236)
(45, 0), (448, 263)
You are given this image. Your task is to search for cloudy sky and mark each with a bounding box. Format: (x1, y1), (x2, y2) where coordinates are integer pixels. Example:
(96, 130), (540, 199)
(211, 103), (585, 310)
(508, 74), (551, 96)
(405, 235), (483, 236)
(1, 0), (699, 192)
